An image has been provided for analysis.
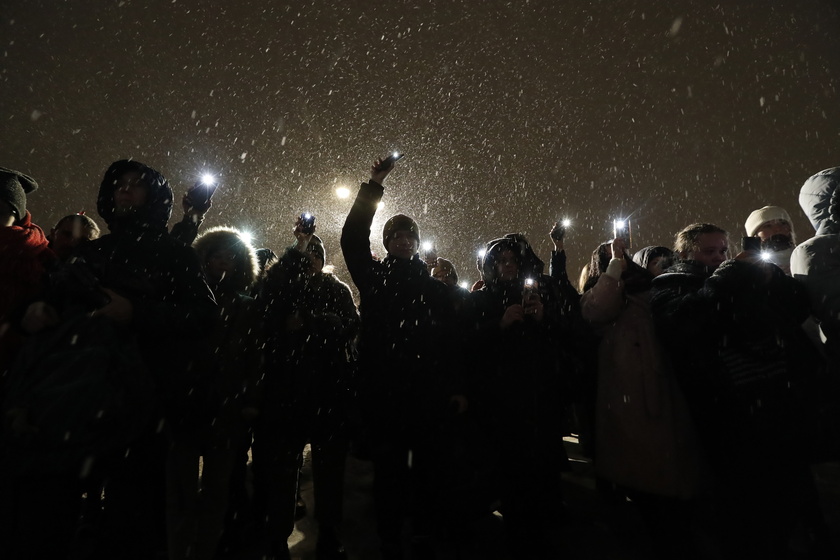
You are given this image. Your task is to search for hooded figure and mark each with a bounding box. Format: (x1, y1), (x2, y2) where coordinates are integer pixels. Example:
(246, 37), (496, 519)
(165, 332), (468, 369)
(463, 233), (573, 557)
(165, 226), (262, 560)
(632, 246), (674, 278)
(97, 159), (173, 231)
(72, 160), (216, 559)
(792, 167), (840, 356)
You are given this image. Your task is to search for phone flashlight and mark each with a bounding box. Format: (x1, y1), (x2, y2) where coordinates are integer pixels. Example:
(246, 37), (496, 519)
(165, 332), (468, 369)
(562, 219), (572, 227)
(378, 151), (405, 170)
(299, 212), (316, 234)
(201, 173), (216, 186)
(613, 219), (629, 241)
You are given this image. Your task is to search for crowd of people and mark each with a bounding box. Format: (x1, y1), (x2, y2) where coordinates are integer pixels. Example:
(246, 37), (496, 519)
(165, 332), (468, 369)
(1, 158), (839, 560)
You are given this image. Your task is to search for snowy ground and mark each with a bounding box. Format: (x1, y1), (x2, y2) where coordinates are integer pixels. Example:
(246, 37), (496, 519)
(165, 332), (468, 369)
(284, 440), (840, 560)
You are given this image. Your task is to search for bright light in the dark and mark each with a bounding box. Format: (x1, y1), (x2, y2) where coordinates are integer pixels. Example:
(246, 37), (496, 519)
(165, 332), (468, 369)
(562, 219), (571, 227)
(201, 173), (216, 186)
(335, 186), (350, 199)
(422, 241), (433, 251)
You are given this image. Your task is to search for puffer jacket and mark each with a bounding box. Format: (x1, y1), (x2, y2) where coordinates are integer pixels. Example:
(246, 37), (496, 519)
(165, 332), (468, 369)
(791, 167), (840, 351)
(652, 258), (818, 464)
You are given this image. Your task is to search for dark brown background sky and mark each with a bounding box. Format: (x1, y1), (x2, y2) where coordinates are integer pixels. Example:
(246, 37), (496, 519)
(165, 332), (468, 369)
(3, 0), (840, 285)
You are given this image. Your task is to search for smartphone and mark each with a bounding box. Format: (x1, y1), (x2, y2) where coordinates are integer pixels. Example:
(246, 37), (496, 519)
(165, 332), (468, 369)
(377, 151), (405, 170)
(613, 219), (629, 242)
(522, 277), (539, 307)
(299, 212), (316, 234)
(742, 236), (762, 252)
(186, 176), (218, 207)
(551, 220), (570, 242)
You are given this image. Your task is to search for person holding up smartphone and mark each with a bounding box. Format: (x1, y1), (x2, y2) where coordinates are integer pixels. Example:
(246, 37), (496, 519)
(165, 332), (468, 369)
(340, 153), (466, 560)
(463, 232), (575, 558)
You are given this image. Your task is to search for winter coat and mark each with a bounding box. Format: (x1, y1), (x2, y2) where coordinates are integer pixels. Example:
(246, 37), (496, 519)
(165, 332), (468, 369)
(2, 161), (216, 469)
(0, 212), (56, 375)
(261, 247), (359, 413)
(192, 227), (263, 433)
(581, 260), (702, 498)
(792, 167), (840, 356)
(340, 180), (457, 424)
(650, 259), (819, 465)
(74, 161), (217, 413)
(463, 235), (570, 444)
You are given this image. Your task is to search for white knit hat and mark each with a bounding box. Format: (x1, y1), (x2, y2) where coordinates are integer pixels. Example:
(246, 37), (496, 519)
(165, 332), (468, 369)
(744, 206), (794, 237)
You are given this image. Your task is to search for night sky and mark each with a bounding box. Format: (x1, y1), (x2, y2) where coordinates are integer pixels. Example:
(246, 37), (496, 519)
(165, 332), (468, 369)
(4, 0), (840, 287)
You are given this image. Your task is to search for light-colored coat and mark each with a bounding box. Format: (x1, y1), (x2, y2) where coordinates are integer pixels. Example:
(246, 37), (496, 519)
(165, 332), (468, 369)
(581, 261), (703, 498)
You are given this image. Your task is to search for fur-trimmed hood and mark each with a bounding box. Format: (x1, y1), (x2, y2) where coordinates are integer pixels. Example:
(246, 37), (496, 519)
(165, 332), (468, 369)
(192, 226), (259, 293)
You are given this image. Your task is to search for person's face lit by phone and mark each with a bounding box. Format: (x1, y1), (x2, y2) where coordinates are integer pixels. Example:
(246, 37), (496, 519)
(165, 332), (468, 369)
(495, 249), (520, 283)
(684, 232), (729, 270)
(755, 219), (793, 244)
(387, 230), (418, 260)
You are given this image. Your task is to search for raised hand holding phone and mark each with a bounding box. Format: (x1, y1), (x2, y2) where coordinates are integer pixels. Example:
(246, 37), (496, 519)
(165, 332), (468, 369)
(370, 151), (404, 185)
(185, 173), (218, 209)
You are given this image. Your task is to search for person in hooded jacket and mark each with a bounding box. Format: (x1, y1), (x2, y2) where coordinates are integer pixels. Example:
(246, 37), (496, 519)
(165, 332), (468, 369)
(10, 160), (218, 559)
(462, 232), (571, 558)
(253, 219), (358, 560)
(650, 222), (829, 559)
(792, 167), (840, 364)
(632, 246), (674, 278)
(340, 158), (464, 560)
(165, 226), (263, 560)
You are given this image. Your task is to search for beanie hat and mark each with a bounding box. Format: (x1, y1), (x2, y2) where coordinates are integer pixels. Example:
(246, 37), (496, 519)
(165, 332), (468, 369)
(307, 234), (326, 263)
(382, 213), (420, 248)
(432, 257), (458, 283)
(745, 206), (794, 237)
(0, 166), (39, 220)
